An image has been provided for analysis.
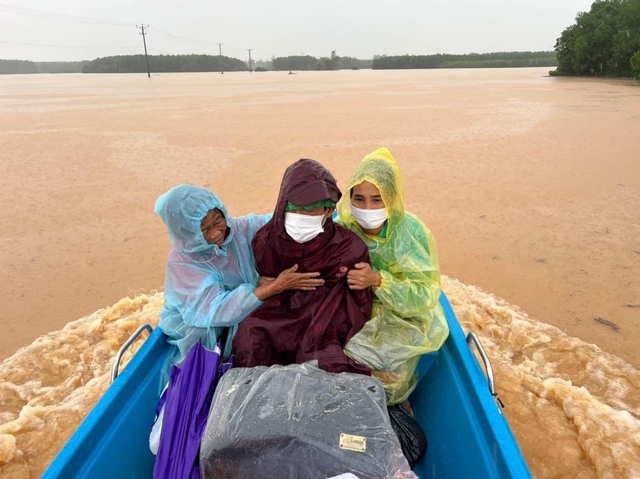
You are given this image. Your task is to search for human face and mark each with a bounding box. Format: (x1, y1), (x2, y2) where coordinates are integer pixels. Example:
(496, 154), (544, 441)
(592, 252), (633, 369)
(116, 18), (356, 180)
(200, 209), (228, 246)
(351, 181), (385, 210)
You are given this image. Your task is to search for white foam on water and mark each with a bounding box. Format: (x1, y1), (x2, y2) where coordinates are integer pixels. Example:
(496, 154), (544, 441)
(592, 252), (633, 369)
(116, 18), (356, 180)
(0, 294), (163, 478)
(442, 275), (640, 479)
(1, 279), (639, 478)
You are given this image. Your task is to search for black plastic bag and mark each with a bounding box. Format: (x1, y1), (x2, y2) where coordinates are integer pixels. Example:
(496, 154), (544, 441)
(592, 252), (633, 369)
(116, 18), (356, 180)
(388, 404), (428, 469)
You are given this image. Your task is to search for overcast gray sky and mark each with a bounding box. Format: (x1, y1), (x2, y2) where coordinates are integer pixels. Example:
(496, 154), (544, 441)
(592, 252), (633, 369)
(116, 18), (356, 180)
(0, 0), (595, 62)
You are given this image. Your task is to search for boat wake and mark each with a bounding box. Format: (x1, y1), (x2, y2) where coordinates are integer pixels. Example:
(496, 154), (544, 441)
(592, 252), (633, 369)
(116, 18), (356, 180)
(1, 278), (639, 478)
(443, 276), (640, 478)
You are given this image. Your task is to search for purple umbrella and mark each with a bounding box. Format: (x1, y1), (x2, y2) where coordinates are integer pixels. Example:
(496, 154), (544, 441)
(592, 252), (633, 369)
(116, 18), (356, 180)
(153, 342), (233, 479)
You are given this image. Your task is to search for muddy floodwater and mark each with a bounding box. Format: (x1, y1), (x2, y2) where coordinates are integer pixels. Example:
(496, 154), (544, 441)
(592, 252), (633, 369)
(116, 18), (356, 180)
(0, 68), (639, 477)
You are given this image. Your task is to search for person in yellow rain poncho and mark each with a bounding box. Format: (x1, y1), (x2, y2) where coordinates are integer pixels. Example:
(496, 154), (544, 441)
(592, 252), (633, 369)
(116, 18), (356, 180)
(337, 147), (449, 406)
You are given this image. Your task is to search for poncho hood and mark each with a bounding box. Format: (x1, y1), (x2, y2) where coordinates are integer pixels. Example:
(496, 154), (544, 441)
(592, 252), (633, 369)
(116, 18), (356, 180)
(155, 184), (234, 256)
(338, 147), (405, 242)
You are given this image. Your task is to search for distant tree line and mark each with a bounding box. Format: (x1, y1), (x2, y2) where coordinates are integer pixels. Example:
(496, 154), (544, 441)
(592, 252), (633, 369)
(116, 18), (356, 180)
(0, 60), (35, 74)
(371, 51), (558, 70)
(337, 56), (373, 69)
(271, 51), (373, 71)
(552, 0), (640, 78)
(82, 54), (247, 73)
(272, 55), (318, 71)
(38, 61), (87, 73)
(0, 59), (86, 74)
(2, 50), (576, 75)
(1, 55), (247, 74)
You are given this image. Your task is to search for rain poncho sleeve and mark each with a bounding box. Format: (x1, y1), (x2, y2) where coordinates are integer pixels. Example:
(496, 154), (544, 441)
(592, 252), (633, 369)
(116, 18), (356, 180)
(338, 148), (449, 404)
(374, 216), (441, 317)
(164, 238), (262, 330)
(155, 184), (270, 365)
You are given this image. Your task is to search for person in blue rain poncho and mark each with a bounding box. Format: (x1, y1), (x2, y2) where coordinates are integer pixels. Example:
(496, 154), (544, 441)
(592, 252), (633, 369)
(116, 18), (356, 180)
(155, 184), (325, 366)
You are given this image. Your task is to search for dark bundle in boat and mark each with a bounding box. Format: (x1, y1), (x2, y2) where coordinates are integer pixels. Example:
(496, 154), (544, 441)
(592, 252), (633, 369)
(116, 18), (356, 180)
(199, 363), (415, 479)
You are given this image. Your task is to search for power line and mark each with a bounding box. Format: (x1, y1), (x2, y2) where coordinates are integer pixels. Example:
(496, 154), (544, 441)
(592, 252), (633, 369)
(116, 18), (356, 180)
(224, 44), (275, 60)
(149, 47), (170, 55)
(0, 3), (282, 62)
(149, 27), (214, 46)
(0, 39), (139, 49)
(224, 43), (248, 53)
(0, 3), (132, 27)
(251, 48), (277, 59)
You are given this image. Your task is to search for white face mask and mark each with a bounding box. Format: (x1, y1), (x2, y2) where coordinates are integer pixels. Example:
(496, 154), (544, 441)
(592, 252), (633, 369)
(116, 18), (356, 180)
(351, 205), (388, 230)
(284, 212), (326, 243)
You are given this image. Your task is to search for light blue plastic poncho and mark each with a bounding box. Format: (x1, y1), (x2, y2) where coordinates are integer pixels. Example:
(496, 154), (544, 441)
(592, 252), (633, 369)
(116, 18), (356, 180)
(155, 184), (270, 366)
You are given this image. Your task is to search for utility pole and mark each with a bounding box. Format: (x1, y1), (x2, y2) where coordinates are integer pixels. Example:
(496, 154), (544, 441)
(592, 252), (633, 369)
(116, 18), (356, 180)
(136, 24), (151, 78)
(216, 42), (224, 74)
(247, 48), (253, 72)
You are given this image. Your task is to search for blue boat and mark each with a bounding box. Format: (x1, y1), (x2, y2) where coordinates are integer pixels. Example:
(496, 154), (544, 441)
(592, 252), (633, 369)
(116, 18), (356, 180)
(43, 293), (531, 478)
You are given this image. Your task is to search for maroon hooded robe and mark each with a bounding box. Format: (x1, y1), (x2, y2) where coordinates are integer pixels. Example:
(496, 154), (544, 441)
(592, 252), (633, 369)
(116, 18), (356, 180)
(232, 159), (372, 375)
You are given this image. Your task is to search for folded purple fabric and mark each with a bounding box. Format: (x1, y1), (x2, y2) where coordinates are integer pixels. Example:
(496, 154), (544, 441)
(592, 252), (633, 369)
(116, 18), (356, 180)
(153, 343), (231, 479)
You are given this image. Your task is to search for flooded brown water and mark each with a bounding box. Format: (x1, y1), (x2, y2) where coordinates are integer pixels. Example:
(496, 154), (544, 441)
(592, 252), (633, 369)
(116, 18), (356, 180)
(0, 69), (639, 477)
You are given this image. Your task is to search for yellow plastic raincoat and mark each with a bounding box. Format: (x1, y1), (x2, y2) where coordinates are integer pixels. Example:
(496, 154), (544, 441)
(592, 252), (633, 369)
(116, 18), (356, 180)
(338, 147), (449, 404)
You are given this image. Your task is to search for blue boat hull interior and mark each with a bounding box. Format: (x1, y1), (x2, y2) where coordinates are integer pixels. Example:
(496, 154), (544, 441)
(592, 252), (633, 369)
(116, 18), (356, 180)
(412, 296), (530, 478)
(43, 294), (531, 478)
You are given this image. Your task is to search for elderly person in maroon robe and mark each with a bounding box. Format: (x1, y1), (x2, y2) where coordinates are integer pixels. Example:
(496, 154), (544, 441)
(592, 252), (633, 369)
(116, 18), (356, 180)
(232, 159), (373, 374)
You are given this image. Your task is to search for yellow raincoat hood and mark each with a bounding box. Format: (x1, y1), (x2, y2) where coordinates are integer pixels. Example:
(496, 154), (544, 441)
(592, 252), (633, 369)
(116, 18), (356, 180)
(338, 147), (405, 239)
